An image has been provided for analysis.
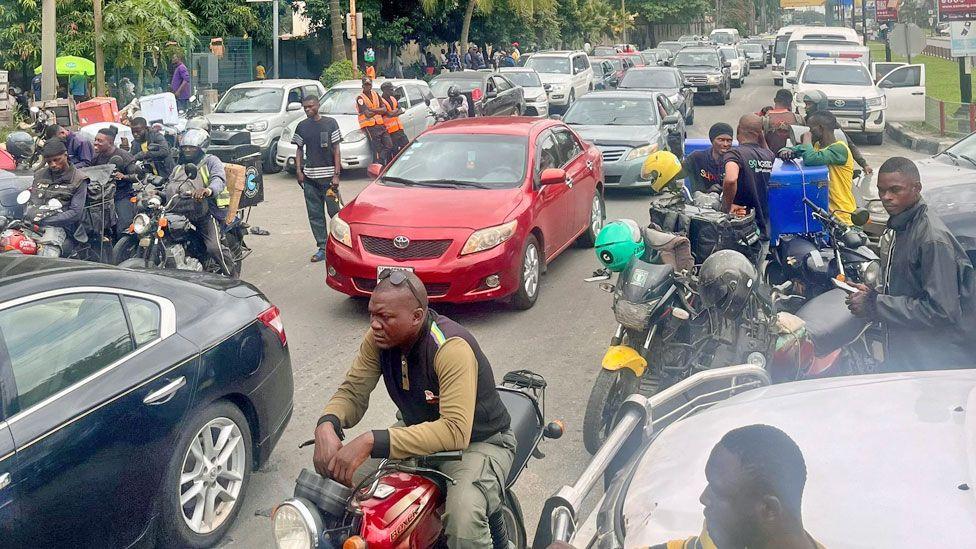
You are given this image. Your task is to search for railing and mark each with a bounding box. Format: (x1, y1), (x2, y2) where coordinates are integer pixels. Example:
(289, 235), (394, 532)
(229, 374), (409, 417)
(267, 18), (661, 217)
(534, 364), (772, 548)
(925, 95), (976, 137)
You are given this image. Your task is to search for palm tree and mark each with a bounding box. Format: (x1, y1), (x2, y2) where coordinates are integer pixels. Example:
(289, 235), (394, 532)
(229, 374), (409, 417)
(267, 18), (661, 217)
(329, 0), (346, 61)
(421, 0), (553, 61)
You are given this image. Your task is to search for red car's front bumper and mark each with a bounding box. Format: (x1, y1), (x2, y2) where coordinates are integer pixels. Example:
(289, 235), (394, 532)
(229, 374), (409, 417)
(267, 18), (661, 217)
(325, 225), (523, 303)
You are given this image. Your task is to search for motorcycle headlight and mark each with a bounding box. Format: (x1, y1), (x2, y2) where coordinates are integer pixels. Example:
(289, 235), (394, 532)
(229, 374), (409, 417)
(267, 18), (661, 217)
(132, 213), (151, 235)
(272, 498), (322, 549)
(613, 298), (660, 332)
(147, 195), (162, 209)
(461, 220), (517, 255)
(860, 261), (881, 287)
(625, 143), (659, 161)
(343, 129), (367, 143)
(331, 216), (352, 247)
(246, 120), (269, 132)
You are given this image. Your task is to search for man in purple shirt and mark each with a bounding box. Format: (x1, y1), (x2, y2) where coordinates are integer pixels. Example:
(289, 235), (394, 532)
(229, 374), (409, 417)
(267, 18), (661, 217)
(171, 53), (192, 111)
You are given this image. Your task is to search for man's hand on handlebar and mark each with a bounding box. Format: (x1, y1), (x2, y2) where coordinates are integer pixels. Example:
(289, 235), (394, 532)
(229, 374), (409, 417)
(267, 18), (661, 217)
(191, 188), (211, 201)
(312, 422), (343, 476)
(329, 431), (374, 487)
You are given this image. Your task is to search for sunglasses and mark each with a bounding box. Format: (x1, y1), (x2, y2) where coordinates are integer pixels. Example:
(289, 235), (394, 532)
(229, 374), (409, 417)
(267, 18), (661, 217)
(378, 269), (425, 307)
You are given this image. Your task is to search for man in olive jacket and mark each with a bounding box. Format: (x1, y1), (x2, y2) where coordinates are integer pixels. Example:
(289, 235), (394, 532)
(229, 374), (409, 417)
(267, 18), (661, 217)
(848, 156), (976, 372)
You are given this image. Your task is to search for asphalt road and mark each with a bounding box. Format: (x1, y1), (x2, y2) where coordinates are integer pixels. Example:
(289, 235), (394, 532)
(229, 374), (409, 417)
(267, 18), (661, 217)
(222, 67), (926, 547)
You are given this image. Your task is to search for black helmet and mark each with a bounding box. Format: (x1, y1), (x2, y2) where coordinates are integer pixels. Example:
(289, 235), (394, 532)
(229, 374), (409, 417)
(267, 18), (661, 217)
(5, 131), (33, 159)
(447, 85), (462, 98)
(698, 249), (757, 318)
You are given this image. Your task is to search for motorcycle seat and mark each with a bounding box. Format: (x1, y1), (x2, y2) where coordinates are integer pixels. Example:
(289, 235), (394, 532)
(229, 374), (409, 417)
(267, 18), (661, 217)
(497, 387), (543, 489)
(796, 289), (869, 356)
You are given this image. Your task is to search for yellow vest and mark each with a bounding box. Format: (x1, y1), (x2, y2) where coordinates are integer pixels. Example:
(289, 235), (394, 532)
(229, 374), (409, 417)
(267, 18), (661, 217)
(200, 163), (231, 208)
(818, 140), (856, 225)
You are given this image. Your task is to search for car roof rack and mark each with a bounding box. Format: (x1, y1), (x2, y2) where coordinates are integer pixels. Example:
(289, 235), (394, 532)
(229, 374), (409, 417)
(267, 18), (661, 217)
(534, 364), (771, 548)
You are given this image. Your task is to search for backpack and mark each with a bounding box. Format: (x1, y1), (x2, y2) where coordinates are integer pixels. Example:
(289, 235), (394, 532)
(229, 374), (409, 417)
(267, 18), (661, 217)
(761, 110), (797, 152)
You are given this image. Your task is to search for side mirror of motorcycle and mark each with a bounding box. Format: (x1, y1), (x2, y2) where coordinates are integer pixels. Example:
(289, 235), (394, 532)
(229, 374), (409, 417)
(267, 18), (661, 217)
(850, 208), (870, 227)
(16, 190), (30, 205)
(48, 198), (62, 209)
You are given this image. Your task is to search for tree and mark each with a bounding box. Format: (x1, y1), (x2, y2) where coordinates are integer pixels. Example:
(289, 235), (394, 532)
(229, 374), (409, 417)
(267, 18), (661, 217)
(420, 0), (554, 59)
(102, 0), (196, 93)
(1, 0), (94, 80)
(185, 0), (260, 37)
(329, 0), (346, 61)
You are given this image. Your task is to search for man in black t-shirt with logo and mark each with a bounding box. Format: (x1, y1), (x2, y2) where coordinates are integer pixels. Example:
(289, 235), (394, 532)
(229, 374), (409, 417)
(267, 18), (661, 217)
(682, 123), (734, 194)
(293, 95), (342, 263)
(722, 114), (775, 242)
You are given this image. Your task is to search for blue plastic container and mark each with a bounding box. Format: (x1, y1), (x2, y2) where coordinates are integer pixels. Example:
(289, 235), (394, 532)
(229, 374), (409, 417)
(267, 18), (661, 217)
(768, 159), (830, 244)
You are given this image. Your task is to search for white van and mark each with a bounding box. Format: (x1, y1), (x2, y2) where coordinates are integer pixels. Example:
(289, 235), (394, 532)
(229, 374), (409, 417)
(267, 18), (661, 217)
(524, 51), (593, 108)
(710, 28), (741, 45)
(791, 59), (887, 144)
(783, 38), (860, 88)
(772, 26), (801, 84)
(788, 43), (871, 89)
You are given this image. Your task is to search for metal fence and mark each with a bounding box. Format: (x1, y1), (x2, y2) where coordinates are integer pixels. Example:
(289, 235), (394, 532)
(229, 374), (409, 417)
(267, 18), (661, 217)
(924, 95), (976, 137)
(188, 36), (255, 94)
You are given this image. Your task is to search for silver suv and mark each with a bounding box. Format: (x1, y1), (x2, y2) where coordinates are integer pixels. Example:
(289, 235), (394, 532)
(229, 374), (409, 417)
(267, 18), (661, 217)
(206, 79), (325, 174)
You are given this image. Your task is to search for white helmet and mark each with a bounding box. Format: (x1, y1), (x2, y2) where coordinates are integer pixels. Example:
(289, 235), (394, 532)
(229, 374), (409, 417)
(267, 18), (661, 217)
(181, 128), (210, 150)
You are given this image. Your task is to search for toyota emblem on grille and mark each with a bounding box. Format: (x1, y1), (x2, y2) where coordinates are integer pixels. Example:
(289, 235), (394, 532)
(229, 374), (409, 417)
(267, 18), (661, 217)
(833, 99), (846, 107)
(393, 236), (410, 249)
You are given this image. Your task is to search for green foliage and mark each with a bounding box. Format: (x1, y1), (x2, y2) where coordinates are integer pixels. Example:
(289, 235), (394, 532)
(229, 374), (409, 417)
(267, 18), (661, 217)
(321, 59), (354, 88)
(185, 0), (260, 39)
(0, 0), (95, 74)
(103, 0), (196, 92)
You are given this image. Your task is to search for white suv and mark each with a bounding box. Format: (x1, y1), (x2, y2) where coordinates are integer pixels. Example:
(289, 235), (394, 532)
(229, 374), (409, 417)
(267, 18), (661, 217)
(791, 59), (886, 145)
(524, 51), (593, 108)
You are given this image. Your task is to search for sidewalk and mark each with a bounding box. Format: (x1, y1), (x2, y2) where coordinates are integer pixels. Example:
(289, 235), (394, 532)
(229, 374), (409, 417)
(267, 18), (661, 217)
(885, 121), (958, 155)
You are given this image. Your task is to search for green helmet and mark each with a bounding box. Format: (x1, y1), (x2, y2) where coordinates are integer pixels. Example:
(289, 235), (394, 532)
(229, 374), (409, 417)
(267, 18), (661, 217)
(595, 219), (644, 272)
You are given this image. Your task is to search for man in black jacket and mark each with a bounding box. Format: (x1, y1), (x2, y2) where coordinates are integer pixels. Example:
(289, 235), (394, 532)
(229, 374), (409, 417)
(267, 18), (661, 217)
(847, 157), (976, 372)
(92, 126), (141, 235)
(129, 117), (175, 179)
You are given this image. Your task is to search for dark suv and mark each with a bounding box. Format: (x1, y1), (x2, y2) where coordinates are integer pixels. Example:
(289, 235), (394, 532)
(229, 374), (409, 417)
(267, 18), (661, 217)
(671, 47), (731, 105)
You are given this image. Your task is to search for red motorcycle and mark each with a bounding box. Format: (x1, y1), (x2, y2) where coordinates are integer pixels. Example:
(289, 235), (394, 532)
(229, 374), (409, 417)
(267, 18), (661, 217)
(271, 370), (563, 549)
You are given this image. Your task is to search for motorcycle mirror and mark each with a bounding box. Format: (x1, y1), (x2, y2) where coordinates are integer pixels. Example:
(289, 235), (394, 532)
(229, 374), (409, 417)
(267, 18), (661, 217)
(48, 198), (62, 209)
(189, 94), (198, 102)
(183, 163), (198, 179)
(16, 190), (30, 205)
(850, 208), (870, 227)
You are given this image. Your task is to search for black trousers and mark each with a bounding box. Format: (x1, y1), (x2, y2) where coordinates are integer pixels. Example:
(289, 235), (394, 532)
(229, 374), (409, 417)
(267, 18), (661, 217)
(366, 125), (394, 165)
(302, 179), (343, 250)
(390, 130), (409, 156)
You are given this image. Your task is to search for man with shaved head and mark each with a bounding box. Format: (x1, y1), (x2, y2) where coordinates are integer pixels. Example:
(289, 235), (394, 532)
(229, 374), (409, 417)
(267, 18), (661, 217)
(313, 270), (516, 548)
(722, 113), (775, 242)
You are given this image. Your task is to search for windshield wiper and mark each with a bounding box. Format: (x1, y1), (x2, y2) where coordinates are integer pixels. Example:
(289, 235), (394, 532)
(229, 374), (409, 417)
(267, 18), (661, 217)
(941, 150), (960, 165)
(417, 179), (491, 189)
(381, 175), (420, 186)
(959, 154), (976, 168)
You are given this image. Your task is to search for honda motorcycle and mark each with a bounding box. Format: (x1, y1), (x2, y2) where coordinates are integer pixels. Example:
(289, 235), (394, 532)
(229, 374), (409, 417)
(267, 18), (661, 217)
(1, 188), (114, 262)
(271, 370), (563, 549)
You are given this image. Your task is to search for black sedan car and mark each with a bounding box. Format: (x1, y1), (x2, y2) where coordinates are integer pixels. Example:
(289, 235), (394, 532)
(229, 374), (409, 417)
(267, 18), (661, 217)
(0, 256), (293, 547)
(617, 67), (695, 125)
(429, 71), (526, 117)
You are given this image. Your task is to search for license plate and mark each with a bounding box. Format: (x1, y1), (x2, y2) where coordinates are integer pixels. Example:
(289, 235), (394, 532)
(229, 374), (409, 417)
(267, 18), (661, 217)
(692, 87), (701, 92)
(377, 265), (414, 279)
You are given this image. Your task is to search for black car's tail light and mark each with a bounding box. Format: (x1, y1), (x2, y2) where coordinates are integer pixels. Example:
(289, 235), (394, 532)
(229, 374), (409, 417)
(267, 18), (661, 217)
(259, 305), (287, 347)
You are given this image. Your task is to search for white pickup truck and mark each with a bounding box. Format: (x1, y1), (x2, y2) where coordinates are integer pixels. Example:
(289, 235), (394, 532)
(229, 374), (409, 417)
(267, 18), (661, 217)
(789, 57), (925, 145)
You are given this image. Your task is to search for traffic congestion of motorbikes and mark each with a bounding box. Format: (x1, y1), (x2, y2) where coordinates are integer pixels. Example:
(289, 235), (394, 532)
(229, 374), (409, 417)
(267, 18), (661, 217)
(3, 21), (975, 549)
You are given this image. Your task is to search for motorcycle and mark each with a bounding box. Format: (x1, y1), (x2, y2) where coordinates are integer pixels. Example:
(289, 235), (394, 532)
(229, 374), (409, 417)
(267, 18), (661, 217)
(765, 198), (879, 310)
(115, 165), (240, 277)
(1, 187), (114, 262)
(271, 370), (564, 549)
(5, 105), (56, 172)
(581, 249), (779, 454)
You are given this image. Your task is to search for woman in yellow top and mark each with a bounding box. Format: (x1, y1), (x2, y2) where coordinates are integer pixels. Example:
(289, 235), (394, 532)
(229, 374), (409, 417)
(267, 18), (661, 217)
(781, 110), (856, 225)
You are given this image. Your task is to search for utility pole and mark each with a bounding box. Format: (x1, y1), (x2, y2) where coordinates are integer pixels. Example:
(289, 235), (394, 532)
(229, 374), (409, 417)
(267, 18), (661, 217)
(248, 0), (280, 77)
(41, 0), (57, 100)
(621, 0), (627, 44)
(94, 0), (105, 96)
(861, 0), (867, 43)
(350, 0), (359, 78)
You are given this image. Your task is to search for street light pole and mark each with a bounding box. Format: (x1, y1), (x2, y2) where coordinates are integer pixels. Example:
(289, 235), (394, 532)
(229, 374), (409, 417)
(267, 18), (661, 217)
(94, 0), (105, 96)
(273, 0), (279, 79)
(41, 0), (57, 100)
(621, 0), (626, 44)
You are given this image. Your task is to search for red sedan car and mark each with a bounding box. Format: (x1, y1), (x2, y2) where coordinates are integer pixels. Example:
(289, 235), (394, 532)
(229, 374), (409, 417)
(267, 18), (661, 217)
(325, 117), (605, 309)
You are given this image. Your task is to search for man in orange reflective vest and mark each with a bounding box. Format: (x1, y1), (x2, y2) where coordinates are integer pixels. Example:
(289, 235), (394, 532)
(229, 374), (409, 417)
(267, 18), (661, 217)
(380, 81), (409, 159)
(357, 77), (394, 165)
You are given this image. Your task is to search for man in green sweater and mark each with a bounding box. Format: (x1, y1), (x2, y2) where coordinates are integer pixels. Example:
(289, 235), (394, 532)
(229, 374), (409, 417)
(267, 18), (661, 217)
(780, 111), (857, 225)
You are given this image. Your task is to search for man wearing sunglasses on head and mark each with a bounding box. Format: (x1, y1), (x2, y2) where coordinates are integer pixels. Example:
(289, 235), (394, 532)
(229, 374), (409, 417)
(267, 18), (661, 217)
(313, 270), (516, 548)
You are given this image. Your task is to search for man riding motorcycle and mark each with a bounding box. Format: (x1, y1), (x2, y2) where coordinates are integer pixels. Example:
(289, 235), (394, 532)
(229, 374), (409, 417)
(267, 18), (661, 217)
(435, 85), (471, 120)
(25, 139), (90, 256)
(130, 116), (175, 180)
(166, 128), (235, 274)
(92, 126), (141, 236)
(314, 270), (516, 548)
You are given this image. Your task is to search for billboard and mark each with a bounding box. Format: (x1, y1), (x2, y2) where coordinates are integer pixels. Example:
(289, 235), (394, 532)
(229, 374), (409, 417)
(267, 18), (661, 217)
(876, 0), (898, 21)
(940, 0), (976, 22)
(951, 21), (976, 54)
(780, 0), (825, 7)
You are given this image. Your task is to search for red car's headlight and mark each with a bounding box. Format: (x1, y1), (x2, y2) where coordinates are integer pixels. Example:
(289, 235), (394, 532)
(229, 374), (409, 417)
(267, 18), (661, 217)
(461, 220), (517, 255)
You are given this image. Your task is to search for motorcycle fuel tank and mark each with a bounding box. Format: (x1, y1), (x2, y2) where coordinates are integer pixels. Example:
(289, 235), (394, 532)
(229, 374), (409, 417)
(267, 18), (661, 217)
(356, 471), (444, 549)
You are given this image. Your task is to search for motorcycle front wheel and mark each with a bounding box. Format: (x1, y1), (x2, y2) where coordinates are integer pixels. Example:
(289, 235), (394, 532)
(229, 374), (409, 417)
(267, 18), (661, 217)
(112, 236), (141, 265)
(583, 368), (639, 455)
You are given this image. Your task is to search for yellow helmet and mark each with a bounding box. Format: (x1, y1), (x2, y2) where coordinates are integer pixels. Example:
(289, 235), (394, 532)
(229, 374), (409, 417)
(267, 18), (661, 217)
(640, 150), (684, 192)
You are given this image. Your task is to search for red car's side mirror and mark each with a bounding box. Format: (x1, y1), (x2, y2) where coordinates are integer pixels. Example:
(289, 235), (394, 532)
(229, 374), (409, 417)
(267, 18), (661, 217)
(539, 168), (567, 186)
(366, 163), (383, 179)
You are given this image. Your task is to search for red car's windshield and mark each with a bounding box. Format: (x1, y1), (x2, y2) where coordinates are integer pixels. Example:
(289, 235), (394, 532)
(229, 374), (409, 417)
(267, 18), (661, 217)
(383, 133), (529, 189)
